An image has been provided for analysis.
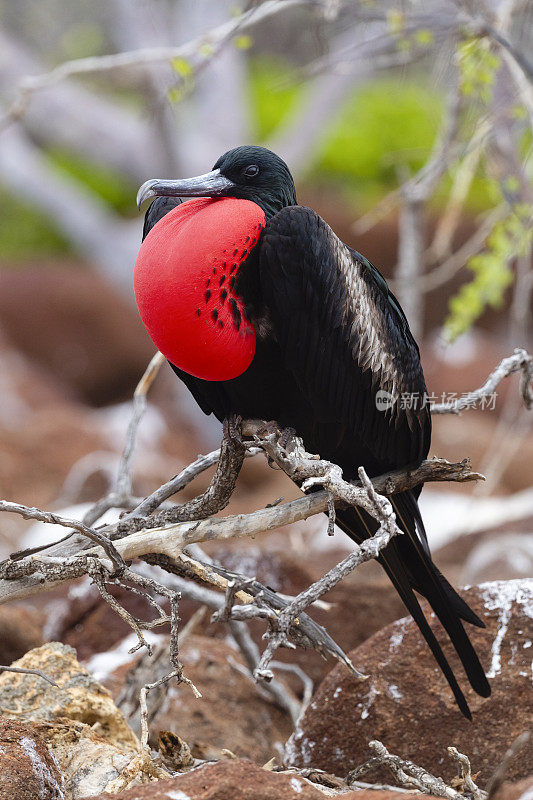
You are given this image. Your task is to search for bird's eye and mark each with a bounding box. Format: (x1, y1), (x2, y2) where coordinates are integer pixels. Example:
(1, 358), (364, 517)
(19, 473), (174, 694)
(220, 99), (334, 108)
(243, 164), (259, 178)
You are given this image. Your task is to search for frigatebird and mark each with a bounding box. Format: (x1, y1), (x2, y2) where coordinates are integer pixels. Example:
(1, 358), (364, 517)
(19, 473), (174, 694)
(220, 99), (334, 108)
(135, 145), (490, 717)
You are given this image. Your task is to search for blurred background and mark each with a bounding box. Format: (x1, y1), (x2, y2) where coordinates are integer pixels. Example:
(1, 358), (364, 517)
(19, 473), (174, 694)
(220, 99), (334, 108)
(0, 0), (532, 588)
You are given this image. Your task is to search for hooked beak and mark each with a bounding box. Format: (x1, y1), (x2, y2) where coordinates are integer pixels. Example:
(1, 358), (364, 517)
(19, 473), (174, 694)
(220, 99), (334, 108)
(136, 169), (236, 209)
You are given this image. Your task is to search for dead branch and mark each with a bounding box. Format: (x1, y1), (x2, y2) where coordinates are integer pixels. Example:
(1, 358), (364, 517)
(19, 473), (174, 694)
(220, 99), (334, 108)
(1, 0), (309, 130)
(249, 468), (400, 681)
(0, 666), (58, 686)
(117, 414), (246, 535)
(431, 348), (533, 413)
(348, 740), (486, 800)
(2, 500), (125, 573)
(0, 453), (482, 606)
(0, 347), (530, 785)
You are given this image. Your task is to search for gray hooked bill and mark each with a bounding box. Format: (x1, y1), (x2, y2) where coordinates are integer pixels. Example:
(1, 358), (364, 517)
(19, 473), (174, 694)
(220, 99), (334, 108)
(136, 169), (235, 209)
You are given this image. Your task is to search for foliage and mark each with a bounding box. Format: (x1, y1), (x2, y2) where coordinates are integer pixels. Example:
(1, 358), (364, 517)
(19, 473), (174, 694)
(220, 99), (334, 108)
(248, 57), (304, 140)
(457, 37), (500, 104)
(0, 188), (71, 261)
(315, 80), (443, 189)
(250, 58), (446, 204)
(47, 148), (137, 215)
(445, 204), (533, 341)
(0, 148), (137, 262)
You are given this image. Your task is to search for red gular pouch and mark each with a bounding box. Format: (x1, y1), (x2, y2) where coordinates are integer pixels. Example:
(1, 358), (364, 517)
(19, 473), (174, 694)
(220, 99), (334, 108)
(134, 197), (265, 381)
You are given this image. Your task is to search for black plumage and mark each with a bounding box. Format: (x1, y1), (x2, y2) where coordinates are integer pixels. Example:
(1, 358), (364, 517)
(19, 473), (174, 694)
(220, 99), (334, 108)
(139, 146), (490, 718)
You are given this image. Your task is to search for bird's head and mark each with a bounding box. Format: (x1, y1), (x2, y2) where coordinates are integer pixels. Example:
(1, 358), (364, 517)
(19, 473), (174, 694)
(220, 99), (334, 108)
(137, 145), (297, 219)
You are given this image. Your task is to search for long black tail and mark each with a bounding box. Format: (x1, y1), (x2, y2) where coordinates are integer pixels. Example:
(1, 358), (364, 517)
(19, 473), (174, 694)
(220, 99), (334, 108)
(336, 489), (491, 719)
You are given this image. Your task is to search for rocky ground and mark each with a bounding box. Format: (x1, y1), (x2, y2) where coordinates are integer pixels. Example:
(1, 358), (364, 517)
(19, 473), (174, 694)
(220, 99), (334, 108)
(0, 571), (531, 797)
(0, 268), (532, 797)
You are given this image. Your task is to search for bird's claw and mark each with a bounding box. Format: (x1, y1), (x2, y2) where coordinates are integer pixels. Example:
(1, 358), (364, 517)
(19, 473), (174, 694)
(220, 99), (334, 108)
(256, 420), (280, 437)
(256, 421), (296, 450)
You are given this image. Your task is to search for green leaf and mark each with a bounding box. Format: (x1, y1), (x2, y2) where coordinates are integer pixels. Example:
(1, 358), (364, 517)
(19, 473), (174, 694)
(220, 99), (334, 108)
(171, 57), (192, 77)
(457, 37), (500, 104)
(444, 204), (533, 340)
(415, 29), (434, 46)
(234, 35), (253, 50)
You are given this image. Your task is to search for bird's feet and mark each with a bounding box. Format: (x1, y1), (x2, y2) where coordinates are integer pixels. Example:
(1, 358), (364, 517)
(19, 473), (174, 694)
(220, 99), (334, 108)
(256, 421), (296, 449)
(256, 419), (280, 437)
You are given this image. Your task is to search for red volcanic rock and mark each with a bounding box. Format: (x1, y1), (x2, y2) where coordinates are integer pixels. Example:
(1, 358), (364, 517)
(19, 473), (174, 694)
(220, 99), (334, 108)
(0, 403), (110, 508)
(493, 778), (533, 800)
(86, 759), (432, 799)
(145, 636), (293, 765)
(0, 266), (155, 405)
(286, 580), (533, 787)
(0, 605), (44, 664)
(0, 719), (65, 800)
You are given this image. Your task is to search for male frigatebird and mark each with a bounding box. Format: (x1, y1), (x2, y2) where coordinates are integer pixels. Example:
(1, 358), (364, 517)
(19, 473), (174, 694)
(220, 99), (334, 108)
(135, 145), (490, 718)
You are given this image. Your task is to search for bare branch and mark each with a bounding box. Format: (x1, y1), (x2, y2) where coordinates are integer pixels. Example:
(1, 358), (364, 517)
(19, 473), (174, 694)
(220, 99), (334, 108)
(431, 348), (533, 413)
(1, 0), (310, 129)
(447, 746), (486, 800)
(0, 453), (482, 605)
(115, 351), (166, 498)
(0, 666), (58, 686)
(3, 500), (125, 573)
(349, 740), (477, 800)
(117, 414), (246, 535)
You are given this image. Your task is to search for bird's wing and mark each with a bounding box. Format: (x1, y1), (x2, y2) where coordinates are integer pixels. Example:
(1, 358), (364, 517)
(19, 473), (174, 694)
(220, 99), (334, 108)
(258, 205), (431, 469)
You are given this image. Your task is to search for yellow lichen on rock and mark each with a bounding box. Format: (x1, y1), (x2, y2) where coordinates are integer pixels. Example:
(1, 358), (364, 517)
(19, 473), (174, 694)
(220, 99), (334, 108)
(0, 641), (138, 752)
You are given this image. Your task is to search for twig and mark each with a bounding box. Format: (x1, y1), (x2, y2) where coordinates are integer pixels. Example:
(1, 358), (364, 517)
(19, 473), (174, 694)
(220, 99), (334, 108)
(3, 501), (125, 574)
(447, 747), (487, 800)
(0, 0), (309, 129)
(221, 464), (404, 683)
(0, 666), (58, 687)
(349, 740), (473, 800)
(115, 351), (166, 498)
(228, 619), (302, 724)
(431, 348), (533, 413)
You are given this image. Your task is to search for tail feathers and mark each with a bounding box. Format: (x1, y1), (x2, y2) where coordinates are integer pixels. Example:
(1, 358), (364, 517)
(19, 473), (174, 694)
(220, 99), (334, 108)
(336, 493), (491, 718)
(389, 494), (490, 698)
(391, 492), (485, 628)
(433, 567), (485, 628)
(379, 548), (472, 719)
